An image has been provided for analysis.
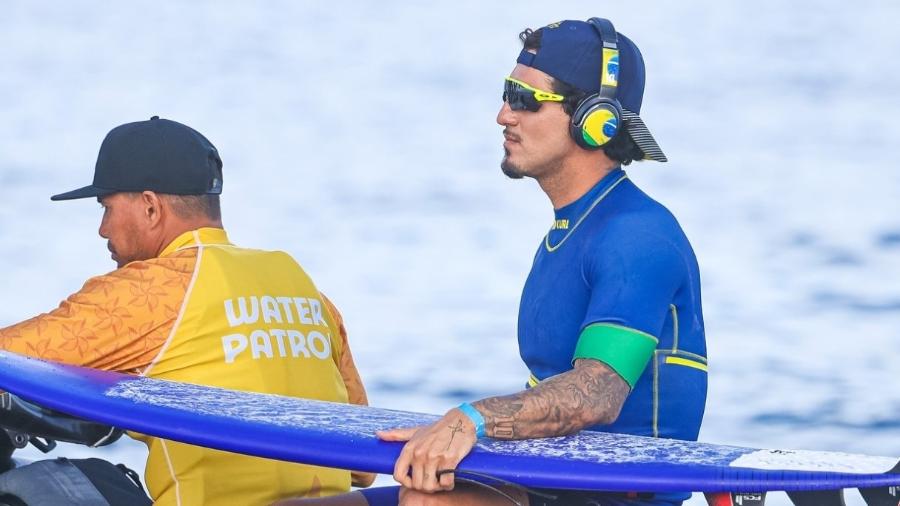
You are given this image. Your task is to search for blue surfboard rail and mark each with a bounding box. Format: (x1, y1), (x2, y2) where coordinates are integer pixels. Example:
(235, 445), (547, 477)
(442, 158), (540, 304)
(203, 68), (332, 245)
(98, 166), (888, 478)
(0, 351), (898, 493)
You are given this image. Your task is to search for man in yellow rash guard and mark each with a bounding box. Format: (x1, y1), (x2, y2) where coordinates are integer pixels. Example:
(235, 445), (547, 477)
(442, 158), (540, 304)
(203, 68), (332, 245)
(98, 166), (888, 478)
(0, 116), (374, 505)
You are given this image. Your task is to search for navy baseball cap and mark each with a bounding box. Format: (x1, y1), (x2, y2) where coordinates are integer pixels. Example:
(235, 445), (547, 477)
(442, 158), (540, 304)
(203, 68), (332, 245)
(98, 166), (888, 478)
(516, 19), (667, 162)
(51, 116), (223, 201)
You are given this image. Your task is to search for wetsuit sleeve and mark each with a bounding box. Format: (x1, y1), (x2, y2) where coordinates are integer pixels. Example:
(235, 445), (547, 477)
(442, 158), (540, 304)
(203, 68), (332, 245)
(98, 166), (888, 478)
(0, 254), (194, 373)
(573, 223), (685, 387)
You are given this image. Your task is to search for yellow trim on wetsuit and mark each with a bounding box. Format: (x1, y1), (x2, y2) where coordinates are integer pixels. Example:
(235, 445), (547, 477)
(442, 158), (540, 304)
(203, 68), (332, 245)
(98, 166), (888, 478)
(544, 174), (629, 252)
(664, 356), (708, 372)
(652, 350), (708, 437)
(669, 304), (679, 351)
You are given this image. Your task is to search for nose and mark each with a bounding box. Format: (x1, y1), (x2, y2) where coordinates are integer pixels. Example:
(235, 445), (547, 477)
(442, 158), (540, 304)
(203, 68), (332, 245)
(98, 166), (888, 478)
(98, 215), (109, 239)
(496, 101), (517, 127)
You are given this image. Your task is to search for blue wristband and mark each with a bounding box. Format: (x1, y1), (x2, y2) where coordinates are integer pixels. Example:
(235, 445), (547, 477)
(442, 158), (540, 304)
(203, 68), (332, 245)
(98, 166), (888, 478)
(457, 402), (486, 438)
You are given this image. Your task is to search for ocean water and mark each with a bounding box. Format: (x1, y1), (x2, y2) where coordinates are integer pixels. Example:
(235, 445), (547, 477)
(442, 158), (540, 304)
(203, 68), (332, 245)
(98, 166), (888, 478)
(1, 1), (898, 505)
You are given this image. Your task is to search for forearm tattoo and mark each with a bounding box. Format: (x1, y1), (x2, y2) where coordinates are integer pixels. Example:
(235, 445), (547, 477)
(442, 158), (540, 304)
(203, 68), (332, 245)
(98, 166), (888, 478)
(473, 359), (630, 440)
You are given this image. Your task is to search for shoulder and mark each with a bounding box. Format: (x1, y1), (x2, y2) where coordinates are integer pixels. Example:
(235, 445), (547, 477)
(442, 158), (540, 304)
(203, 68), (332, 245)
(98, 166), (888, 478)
(580, 185), (695, 276)
(592, 212), (684, 255)
(48, 255), (195, 329)
(590, 180), (688, 246)
(318, 293), (343, 325)
(77, 251), (198, 295)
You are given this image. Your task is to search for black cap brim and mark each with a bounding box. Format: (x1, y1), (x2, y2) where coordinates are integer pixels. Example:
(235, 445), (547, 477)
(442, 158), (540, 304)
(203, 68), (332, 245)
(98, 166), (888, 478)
(50, 185), (117, 201)
(622, 110), (667, 163)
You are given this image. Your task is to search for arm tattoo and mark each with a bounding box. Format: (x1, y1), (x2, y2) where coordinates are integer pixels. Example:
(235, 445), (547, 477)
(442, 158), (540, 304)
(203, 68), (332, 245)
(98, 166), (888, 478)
(473, 359), (630, 440)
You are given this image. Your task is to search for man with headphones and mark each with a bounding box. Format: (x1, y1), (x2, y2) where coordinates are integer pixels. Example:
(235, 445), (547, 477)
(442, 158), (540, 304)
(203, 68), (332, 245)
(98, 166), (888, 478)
(376, 17), (707, 506)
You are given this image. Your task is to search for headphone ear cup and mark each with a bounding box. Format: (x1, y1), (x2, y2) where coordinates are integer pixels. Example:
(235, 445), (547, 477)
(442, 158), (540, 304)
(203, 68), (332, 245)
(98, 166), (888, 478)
(570, 95), (622, 150)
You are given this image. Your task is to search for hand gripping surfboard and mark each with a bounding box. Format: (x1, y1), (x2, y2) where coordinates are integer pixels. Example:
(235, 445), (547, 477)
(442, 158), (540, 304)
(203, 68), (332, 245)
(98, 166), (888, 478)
(0, 351), (897, 506)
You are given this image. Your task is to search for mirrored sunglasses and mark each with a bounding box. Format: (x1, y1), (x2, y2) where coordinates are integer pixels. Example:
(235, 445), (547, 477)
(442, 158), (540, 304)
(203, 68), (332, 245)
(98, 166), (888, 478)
(502, 77), (566, 112)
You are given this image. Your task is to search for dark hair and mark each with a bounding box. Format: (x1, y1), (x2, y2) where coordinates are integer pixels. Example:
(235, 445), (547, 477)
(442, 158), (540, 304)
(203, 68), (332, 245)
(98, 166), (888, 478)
(518, 28), (645, 165)
(162, 194), (222, 221)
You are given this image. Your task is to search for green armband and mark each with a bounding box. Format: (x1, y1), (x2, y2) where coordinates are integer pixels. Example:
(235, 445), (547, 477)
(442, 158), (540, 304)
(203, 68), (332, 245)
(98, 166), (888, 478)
(572, 323), (658, 388)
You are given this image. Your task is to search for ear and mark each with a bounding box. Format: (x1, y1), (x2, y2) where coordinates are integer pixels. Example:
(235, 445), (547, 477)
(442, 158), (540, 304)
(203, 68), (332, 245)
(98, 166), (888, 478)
(139, 191), (164, 228)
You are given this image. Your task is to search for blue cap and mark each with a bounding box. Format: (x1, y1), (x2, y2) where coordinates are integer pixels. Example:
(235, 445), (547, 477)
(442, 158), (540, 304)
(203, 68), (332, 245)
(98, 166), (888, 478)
(516, 19), (666, 161)
(51, 116), (223, 201)
(517, 20), (645, 113)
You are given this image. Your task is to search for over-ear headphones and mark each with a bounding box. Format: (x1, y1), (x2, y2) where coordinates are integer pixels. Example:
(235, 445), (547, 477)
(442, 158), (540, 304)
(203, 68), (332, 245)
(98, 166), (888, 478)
(570, 17), (623, 150)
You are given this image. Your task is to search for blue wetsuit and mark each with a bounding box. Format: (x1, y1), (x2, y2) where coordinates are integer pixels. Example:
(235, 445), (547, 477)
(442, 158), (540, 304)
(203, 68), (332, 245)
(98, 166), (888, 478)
(519, 168), (707, 505)
(360, 169), (706, 506)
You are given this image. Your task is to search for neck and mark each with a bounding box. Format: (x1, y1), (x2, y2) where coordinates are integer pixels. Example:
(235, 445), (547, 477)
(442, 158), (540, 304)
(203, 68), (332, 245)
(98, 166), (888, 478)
(537, 157), (619, 209)
(153, 218), (223, 257)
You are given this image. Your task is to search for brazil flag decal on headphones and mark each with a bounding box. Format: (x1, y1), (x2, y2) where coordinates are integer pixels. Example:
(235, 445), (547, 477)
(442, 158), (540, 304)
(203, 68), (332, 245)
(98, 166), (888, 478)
(570, 18), (625, 150)
(604, 48), (620, 85)
(580, 107), (618, 147)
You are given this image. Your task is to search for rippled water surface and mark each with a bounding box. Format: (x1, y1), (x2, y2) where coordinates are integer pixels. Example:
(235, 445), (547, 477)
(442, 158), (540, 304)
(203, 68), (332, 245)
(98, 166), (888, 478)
(1, 2), (898, 504)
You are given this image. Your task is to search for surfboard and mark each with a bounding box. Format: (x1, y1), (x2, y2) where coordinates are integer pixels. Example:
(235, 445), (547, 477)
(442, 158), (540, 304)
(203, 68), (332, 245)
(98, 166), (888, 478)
(0, 350), (898, 503)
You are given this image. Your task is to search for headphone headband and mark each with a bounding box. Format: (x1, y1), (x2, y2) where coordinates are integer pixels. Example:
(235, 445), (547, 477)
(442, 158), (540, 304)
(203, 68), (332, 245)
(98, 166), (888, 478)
(587, 17), (619, 101)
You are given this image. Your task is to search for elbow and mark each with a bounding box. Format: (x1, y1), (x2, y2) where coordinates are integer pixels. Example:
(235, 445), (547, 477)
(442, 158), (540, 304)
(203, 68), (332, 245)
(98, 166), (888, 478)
(591, 404), (623, 426)
(563, 406), (620, 435)
(562, 403), (623, 432)
(582, 385), (628, 427)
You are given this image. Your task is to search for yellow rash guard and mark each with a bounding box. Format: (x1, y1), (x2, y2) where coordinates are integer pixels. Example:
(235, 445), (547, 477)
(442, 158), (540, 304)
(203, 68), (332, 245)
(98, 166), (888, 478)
(0, 228), (368, 505)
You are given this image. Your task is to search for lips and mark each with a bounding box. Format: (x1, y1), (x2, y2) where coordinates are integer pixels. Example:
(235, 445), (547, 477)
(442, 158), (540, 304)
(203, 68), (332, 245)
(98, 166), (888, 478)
(503, 129), (521, 143)
(503, 130), (521, 152)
